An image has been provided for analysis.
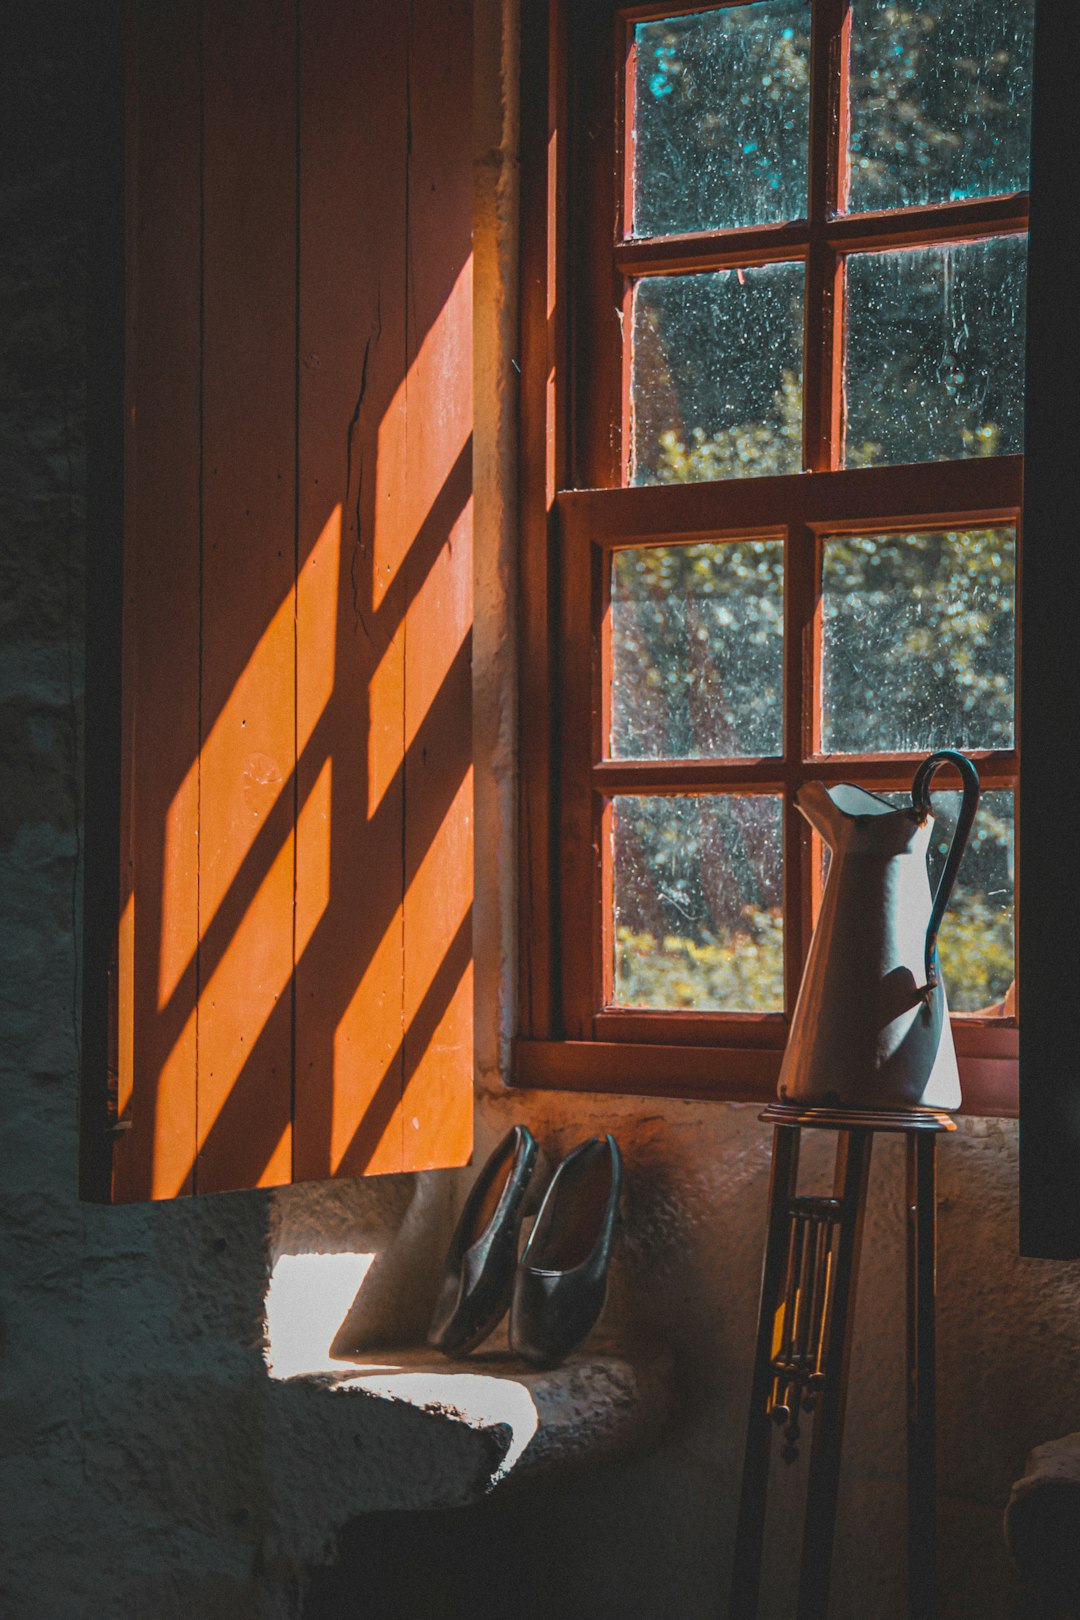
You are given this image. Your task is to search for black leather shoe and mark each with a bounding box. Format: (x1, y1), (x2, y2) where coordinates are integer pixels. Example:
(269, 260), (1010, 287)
(427, 1125), (546, 1357)
(509, 1134), (622, 1368)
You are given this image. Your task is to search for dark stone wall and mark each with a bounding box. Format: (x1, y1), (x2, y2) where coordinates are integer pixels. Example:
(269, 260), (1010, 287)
(0, 17), (280, 1617)
(1, 4), (86, 1103)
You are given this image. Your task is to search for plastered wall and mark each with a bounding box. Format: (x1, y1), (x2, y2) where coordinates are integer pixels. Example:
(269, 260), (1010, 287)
(3, 5), (1080, 1619)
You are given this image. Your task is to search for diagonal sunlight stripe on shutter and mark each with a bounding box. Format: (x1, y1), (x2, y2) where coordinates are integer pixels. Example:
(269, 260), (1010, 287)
(177, 751), (331, 1198)
(152, 1006), (198, 1201)
(296, 504), (342, 761)
(402, 774), (471, 999)
(400, 760), (474, 1170)
(157, 505), (340, 1012)
(372, 258), (472, 612)
(329, 907), (405, 1179)
(330, 768), (473, 1177)
(368, 499), (472, 820)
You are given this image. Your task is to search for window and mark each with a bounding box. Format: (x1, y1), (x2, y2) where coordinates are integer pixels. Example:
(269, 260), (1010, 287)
(516, 0), (1033, 1111)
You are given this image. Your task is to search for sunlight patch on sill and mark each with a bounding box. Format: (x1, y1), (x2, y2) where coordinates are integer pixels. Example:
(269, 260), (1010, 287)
(327, 1365), (541, 1482)
(264, 1251), (376, 1380)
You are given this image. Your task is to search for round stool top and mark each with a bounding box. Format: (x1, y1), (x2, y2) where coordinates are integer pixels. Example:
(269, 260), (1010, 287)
(760, 1101), (957, 1134)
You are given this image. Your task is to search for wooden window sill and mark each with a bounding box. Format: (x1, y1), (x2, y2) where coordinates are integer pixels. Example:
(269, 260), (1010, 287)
(511, 1032), (1018, 1120)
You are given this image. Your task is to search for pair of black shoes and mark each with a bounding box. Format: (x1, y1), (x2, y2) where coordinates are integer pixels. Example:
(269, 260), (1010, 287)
(427, 1126), (623, 1368)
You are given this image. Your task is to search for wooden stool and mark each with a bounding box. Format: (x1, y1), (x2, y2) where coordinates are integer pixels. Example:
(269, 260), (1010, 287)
(730, 1102), (956, 1620)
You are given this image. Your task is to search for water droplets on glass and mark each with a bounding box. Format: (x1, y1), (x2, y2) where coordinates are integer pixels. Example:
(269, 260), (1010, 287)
(632, 263), (804, 485)
(610, 542), (784, 760)
(843, 235), (1027, 468)
(846, 0), (1035, 215)
(613, 794), (784, 1011)
(821, 526), (1015, 755)
(633, 2), (811, 237)
(857, 789), (1014, 1013)
(926, 788), (1014, 1014)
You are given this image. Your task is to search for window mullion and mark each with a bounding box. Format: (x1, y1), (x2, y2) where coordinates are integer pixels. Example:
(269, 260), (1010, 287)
(803, 0), (849, 474)
(785, 521), (819, 1007)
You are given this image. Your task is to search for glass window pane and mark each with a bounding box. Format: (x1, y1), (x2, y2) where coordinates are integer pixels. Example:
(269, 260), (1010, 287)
(843, 235), (1027, 468)
(821, 526), (1015, 754)
(633, 2), (811, 237)
(927, 788), (1014, 1014)
(612, 794), (784, 1011)
(632, 263), (804, 485)
(817, 788), (1015, 1013)
(610, 541), (784, 759)
(847, 0), (1035, 215)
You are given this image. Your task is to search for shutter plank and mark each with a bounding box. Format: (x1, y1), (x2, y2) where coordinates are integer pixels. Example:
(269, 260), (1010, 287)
(114, 0), (202, 1203)
(399, 0), (474, 1172)
(195, 0), (298, 1193)
(292, 0), (410, 1181)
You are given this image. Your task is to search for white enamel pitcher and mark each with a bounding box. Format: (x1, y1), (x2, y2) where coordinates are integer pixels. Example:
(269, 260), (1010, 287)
(777, 750), (981, 1112)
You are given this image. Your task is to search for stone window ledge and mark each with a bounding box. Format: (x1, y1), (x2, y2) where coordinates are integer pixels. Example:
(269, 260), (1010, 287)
(266, 1347), (672, 1517)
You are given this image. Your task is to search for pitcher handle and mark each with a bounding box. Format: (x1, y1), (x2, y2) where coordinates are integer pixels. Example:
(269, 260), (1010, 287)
(911, 749), (981, 997)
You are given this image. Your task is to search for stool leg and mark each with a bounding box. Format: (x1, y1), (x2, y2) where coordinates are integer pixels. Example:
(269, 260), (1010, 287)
(730, 1125), (800, 1619)
(796, 1129), (873, 1620)
(907, 1132), (938, 1620)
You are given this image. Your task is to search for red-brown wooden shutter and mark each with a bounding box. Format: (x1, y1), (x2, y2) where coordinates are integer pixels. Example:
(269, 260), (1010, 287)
(114, 0), (474, 1200)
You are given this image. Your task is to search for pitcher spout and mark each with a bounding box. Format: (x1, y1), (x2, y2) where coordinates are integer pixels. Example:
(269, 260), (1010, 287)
(793, 780), (843, 847)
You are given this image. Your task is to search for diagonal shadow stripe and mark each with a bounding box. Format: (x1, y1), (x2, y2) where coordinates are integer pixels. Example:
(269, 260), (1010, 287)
(145, 623), (469, 1175)
(152, 440), (472, 1055)
(179, 638), (472, 1191)
(364, 433), (473, 650)
(333, 905), (473, 1180)
(192, 898), (472, 1194)
(287, 628), (472, 1181)
(151, 710), (331, 1057)
(186, 334), (472, 755)
(194, 977), (294, 1194)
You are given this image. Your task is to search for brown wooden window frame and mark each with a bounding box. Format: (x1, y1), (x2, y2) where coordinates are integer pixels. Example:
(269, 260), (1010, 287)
(515, 0), (1024, 1115)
